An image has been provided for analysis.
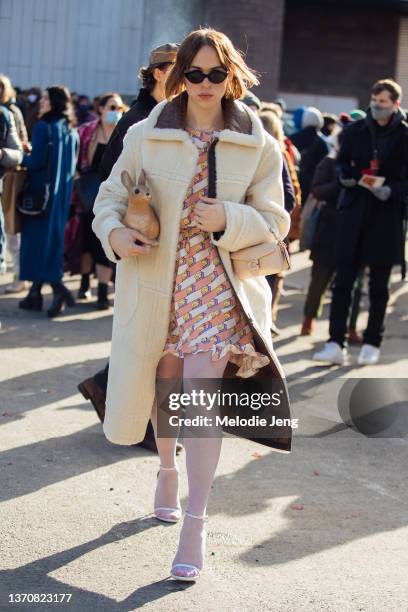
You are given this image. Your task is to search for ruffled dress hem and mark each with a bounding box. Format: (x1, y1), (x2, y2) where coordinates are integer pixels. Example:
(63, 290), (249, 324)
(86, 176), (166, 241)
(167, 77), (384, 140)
(161, 341), (270, 378)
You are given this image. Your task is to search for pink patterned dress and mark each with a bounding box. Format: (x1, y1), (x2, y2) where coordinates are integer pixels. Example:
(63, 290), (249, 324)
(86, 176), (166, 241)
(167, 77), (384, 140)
(162, 128), (270, 378)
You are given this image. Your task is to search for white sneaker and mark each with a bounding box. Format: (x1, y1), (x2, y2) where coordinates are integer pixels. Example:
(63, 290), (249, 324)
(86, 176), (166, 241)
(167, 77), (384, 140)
(312, 341), (348, 365)
(358, 344), (380, 365)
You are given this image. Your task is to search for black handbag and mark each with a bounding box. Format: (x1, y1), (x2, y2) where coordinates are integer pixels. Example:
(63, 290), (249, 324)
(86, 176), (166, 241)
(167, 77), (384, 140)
(74, 168), (102, 213)
(17, 123), (53, 216)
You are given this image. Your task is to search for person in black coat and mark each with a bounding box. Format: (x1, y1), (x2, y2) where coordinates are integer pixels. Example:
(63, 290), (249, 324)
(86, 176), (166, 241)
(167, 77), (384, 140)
(301, 132), (364, 342)
(291, 106), (329, 205)
(77, 43), (181, 453)
(313, 79), (408, 366)
(99, 43), (179, 181)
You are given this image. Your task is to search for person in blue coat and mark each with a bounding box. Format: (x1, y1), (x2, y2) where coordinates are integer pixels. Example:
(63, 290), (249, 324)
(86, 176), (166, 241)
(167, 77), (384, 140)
(19, 85), (79, 317)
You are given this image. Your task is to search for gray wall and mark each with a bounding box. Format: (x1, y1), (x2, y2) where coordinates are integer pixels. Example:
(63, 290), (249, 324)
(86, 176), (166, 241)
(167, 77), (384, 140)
(0, 0), (199, 97)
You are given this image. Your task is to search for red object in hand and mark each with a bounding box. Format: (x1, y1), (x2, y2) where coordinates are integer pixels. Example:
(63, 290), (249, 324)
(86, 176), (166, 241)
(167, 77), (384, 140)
(361, 158), (380, 176)
(361, 167), (376, 177)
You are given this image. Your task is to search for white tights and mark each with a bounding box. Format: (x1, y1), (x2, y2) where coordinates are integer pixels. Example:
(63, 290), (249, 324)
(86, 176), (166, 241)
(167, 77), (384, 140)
(150, 350), (229, 516)
(150, 350), (230, 571)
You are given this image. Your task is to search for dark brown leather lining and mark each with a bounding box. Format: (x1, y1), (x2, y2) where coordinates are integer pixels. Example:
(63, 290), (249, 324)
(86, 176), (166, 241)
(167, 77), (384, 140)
(155, 91), (253, 135)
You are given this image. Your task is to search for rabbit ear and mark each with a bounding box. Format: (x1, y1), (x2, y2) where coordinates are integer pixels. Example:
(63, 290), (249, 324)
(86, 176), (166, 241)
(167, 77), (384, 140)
(121, 170), (134, 194)
(138, 169), (146, 186)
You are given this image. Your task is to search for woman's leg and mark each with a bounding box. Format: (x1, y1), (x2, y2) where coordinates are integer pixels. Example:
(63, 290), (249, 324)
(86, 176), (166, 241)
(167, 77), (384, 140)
(151, 352), (183, 465)
(96, 264), (113, 310)
(5, 232), (25, 290)
(271, 273), (284, 322)
(80, 252), (93, 275)
(304, 262), (335, 319)
(95, 263), (112, 284)
(151, 353), (183, 517)
(18, 281), (43, 311)
(172, 350), (230, 575)
(182, 350), (230, 515)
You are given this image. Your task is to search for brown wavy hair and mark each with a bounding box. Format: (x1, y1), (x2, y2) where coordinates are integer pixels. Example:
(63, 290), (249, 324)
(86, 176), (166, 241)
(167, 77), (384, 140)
(139, 62), (175, 92)
(165, 28), (259, 101)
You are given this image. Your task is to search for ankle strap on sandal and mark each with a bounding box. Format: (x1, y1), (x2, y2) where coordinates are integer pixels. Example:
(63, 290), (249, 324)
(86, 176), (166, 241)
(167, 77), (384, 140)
(185, 510), (208, 521)
(159, 465), (179, 471)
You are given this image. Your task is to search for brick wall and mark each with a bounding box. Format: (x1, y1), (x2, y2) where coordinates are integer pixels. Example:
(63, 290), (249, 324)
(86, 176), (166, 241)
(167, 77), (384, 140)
(201, 0), (285, 101)
(280, 1), (400, 107)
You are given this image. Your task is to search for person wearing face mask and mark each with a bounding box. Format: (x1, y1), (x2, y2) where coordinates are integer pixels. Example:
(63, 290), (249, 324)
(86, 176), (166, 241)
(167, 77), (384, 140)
(23, 87), (42, 139)
(71, 93), (126, 310)
(313, 79), (408, 366)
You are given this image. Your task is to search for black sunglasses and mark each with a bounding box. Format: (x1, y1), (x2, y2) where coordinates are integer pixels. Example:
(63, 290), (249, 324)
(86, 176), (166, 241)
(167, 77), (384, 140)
(184, 68), (228, 84)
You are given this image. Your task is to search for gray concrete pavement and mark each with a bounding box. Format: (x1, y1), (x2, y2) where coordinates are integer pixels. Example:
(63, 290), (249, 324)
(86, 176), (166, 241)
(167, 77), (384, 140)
(0, 248), (407, 612)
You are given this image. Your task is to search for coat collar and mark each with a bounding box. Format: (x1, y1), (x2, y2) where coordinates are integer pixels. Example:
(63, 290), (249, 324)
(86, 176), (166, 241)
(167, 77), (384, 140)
(144, 91), (265, 148)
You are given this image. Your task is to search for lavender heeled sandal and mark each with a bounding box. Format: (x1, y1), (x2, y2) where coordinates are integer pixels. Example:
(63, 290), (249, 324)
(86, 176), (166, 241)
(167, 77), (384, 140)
(170, 511), (208, 581)
(154, 466), (182, 523)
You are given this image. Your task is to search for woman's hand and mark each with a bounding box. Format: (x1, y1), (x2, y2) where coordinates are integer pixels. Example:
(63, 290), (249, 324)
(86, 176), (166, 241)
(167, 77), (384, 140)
(109, 227), (158, 259)
(193, 197), (226, 232)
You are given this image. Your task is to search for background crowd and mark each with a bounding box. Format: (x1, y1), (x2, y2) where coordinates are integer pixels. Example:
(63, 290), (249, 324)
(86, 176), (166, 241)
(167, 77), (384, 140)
(1, 49), (406, 376)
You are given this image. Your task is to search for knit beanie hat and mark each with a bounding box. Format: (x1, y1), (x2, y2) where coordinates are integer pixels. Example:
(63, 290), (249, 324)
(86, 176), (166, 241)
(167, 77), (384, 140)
(339, 112), (352, 126)
(301, 106), (324, 130)
(241, 91), (261, 110)
(350, 109), (367, 121)
(293, 106), (306, 131)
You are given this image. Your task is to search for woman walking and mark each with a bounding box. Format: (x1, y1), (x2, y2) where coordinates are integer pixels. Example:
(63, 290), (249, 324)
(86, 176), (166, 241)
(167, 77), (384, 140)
(92, 28), (291, 582)
(19, 86), (79, 317)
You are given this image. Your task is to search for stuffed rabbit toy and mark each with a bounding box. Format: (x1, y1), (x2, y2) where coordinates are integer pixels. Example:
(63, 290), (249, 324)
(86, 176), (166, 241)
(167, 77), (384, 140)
(121, 169), (160, 240)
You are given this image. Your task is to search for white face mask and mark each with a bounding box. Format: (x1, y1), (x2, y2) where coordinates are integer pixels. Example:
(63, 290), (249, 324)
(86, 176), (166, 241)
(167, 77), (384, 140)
(27, 94), (38, 103)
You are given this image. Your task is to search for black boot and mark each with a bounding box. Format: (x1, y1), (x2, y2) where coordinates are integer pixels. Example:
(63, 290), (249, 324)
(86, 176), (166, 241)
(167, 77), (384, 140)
(97, 282), (110, 310)
(77, 273), (91, 300)
(47, 282), (75, 318)
(19, 282), (43, 311)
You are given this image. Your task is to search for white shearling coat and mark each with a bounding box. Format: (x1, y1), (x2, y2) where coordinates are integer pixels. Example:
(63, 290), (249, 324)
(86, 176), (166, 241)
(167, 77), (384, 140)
(92, 94), (292, 451)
